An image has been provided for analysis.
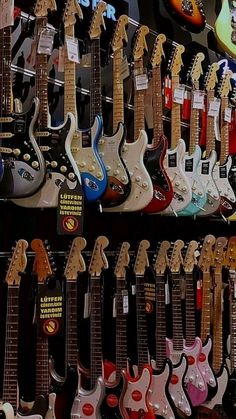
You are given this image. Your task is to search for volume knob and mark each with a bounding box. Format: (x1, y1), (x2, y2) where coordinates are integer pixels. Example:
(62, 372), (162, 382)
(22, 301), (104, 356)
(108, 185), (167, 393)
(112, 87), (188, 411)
(13, 148), (21, 156)
(60, 166), (67, 173)
(23, 154), (30, 161)
(51, 161), (58, 168)
(68, 172), (75, 180)
(32, 161), (39, 169)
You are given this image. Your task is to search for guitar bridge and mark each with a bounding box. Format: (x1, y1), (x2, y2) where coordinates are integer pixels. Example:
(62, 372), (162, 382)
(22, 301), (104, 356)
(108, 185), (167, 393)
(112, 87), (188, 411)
(182, 0), (193, 15)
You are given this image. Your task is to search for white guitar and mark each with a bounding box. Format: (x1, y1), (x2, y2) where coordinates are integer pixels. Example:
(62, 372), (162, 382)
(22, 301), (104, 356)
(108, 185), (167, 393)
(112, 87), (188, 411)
(104, 25), (153, 212)
(161, 45), (192, 215)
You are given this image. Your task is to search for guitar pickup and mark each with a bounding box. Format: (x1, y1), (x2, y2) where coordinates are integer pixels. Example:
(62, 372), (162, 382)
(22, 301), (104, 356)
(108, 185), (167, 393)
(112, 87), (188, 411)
(35, 131), (50, 137)
(0, 133), (14, 138)
(0, 117), (14, 123)
(0, 147), (13, 154)
(39, 146), (51, 152)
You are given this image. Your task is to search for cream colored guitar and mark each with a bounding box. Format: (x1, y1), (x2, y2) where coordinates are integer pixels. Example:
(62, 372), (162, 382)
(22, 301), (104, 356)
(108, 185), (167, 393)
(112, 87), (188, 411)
(215, 0), (236, 58)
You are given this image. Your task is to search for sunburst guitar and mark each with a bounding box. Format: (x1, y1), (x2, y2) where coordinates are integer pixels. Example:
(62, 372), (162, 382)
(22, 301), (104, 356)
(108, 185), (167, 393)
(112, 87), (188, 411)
(163, 0), (206, 33)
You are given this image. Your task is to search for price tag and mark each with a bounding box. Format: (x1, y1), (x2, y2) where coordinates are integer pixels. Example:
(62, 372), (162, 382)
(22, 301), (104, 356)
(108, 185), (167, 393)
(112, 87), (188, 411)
(81, 53), (91, 67)
(113, 296), (116, 317)
(66, 35), (80, 63)
(58, 45), (65, 72)
(37, 29), (54, 55)
(122, 290), (129, 314)
(131, 285), (136, 295)
(120, 55), (130, 80)
(173, 85), (185, 104)
(224, 107), (232, 123)
(165, 282), (170, 304)
(0, 0), (14, 29)
(208, 98), (221, 117)
(83, 292), (91, 318)
(193, 90), (205, 110)
(135, 74), (148, 91)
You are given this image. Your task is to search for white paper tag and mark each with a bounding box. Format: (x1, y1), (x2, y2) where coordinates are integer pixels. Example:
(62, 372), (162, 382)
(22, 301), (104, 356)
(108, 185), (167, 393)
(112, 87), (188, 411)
(224, 107), (232, 123)
(135, 74), (148, 91)
(37, 29), (54, 55)
(81, 53), (91, 67)
(173, 85), (185, 104)
(165, 282), (170, 304)
(122, 290), (129, 314)
(131, 285), (136, 295)
(208, 98), (221, 117)
(66, 36), (80, 63)
(193, 90), (205, 110)
(121, 55), (130, 80)
(57, 46), (65, 72)
(0, 0), (14, 29)
(113, 296), (116, 317)
(83, 292), (91, 318)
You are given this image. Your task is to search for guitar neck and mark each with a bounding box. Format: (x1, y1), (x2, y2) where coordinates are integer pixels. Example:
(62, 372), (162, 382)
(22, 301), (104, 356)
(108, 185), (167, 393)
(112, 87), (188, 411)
(3, 286), (19, 412)
(155, 273), (168, 368)
(189, 83), (200, 154)
(64, 26), (77, 125)
(171, 273), (184, 351)
(116, 278), (128, 374)
(113, 48), (124, 129)
(133, 60), (145, 140)
(205, 90), (216, 158)
(66, 281), (78, 368)
(0, 26), (12, 116)
(90, 38), (102, 125)
(152, 65), (164, 144)
(212, 271), (223, 373)
(220, 96), (229, 165)
(229, 273), (236, 372)
(185, 272), (197, 346)
(90, 275), (103, 388)
(200, 271), (211, 342)
(35, 17), (49, 130)
(136, 275), (149, 373)
(171, 75), (181, 149)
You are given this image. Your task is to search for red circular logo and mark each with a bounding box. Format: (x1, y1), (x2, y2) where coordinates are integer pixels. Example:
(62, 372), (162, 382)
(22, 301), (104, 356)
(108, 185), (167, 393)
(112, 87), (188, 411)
(106, 394), (118, 408)
(82, 403), (94, 416)
(62, 216), (78, 232)
(43, 319), (59, 336)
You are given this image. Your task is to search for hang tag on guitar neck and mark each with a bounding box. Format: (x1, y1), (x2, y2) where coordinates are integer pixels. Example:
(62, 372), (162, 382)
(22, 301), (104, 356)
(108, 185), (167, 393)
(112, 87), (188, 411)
(173, 85), (185, 105)
(134, 73), (148, 91)
(193, 90), (205, 110)
(122, 290), (129, 314)
(208, 98), (221, 117)
(38, 29), (54, 55)
(37, 280), (64, 337)
(57, 180), (84, 236)
(224, 107), (232, 123)
(66, 35), (80, 64)
(0, 0), (14, 29)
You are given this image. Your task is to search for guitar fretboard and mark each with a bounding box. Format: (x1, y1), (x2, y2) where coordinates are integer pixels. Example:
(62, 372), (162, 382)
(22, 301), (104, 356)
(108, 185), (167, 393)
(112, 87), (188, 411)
(0, 26), (12, 116)
(90, 275), (103, 388)
(152, 65), (164, 145)
(66, 281), (78, 367)
(90, 38), (102, 125)
(64, 26), (78, 125)
(171, 75), (181, 149)
(205, 90), (215, 158)
(185, 272), (196, 346)
(229, 272), (236, 372)
(136, 275), (149, 374)
(220, 96), (229, 165)
(189, 82), (200, 155)
(200, 271), (211, 342)
(155, 273), (168, 368)
(133, 60), (145, 140)
(116, 278), (128, 374)
(212, 271), (223, 373)
(171, 273), (184, 352)
(35, 17), (49, 130)
(113, 49), (124, 129)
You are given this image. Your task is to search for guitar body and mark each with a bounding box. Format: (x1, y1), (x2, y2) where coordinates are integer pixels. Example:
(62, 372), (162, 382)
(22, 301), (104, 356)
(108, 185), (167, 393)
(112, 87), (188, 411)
(142, 135), (174, 213)
(203, 366), (229, 411)
(222, 369), (236, 418)
(162, 139), (192, 214)
(149, 359), (176, 419)
(0, 402), (14, 419)
(99, 123), (131, 207)
(163, 0), (206, 32)
(16, 394), (49, 419)
(123, 365), (154, 418)
(44, 393), (57, 419)
(12, 113), (79, 208)
(100, 369), (129, 419)
(215, 0), (236, 58)
(197, 336), (217, 388)
(73, 115), (108, 202)
(165, 341), (192, 416)
(71, 375), (105, 419)
(0, 97), (46, 198)
(104, 130), (153, 212)
(213, 156), (236, 217)
(178, 145), (207, 216)
(197, 151), (220, 216)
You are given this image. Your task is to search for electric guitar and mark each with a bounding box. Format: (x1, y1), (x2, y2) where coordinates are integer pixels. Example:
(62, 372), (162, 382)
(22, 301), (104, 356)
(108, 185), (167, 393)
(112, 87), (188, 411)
(149, 240), (176, 419)
(0, 19), (46, 197)
(123, 240), (155, 418)
(63, 0), (107, 203)
(197, 63), (221, 216)
(215, 0), (236, 59)
(71, 236), (109, 419)
(166, 240), (192, 416)
(182, 240), (208, 405)
(12, 0), (81, 208)
(163, 0), (206, 33)
(105, 26), (154, 212)
(142, 34), (174, 214)
(213, 69), (236, 217)
(178, 52), (207, 216)
(99, 14), (132, 207)
(161, 44), (192, 215)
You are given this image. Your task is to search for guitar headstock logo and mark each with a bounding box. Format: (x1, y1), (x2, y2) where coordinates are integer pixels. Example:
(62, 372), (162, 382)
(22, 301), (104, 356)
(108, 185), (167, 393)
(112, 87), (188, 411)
(43, 318), (59, 336)
(62, 215), (79, 232)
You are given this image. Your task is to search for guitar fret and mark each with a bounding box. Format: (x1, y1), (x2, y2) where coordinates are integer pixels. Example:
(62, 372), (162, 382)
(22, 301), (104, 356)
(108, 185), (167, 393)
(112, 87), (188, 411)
(206, 90), (215, 158)
(152, 66), (164, 144)
(171, 76), (181, 149)
(113, 49), (124, 129)
(220, 97), (229, 164)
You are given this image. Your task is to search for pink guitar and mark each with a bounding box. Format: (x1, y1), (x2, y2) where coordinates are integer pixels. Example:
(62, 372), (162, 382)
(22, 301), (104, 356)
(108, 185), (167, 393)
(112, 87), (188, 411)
(123, 240), (155, 419)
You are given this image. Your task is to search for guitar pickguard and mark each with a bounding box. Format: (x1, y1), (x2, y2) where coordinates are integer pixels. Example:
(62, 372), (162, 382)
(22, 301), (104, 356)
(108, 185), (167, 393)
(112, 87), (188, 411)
(16, 394), (49, 419)
(0, 402), (14, 419)
(197, 151), (220, 216)
(100, 370), (129, 419)
(197, 337), (217, 388)
(123, 366), (153, 415)
(149, 360), (176, 419)
(71, 375), (105, 419)
(213, 156), (236, 217)
(203, 366), (229, 410)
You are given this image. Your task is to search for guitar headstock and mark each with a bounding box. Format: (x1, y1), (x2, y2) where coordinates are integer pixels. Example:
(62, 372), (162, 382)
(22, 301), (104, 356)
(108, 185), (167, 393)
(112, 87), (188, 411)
(189, 52), (205, 85)
(151, 33), (166, 68)
(183, 240), (199, 273)
(133, 25), (149, 61)
(133, 240), (150, 276)
(34, 0), (57, 17)
(170, 44), (185, 77)
(89, 236), (109, 276)
(198, 234), (216, 273)
(31, 239), (53, 282)
(64, 237), (87, 280)
(225, 236), (236, 269)
(89, 1), (107, 40)
(63, 0), (83, 27)
(205, 62), (219, 91)
(154, 241), (170, 275)
(212, 236), (228, 274)
(5, 240), (28, 286)
(169, 240), (184, 273)
(218, 69), (232, 98)
(114, 242), (130, 279)
(112, 14), (128, 53)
